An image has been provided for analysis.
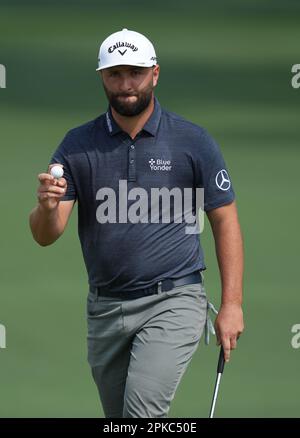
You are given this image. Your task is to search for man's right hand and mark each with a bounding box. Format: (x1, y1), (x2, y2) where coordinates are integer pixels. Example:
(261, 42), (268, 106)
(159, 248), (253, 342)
(37, 165), (67, 211)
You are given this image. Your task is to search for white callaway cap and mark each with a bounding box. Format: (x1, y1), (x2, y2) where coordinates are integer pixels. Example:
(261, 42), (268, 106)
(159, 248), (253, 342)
(96, 28), (157, 71)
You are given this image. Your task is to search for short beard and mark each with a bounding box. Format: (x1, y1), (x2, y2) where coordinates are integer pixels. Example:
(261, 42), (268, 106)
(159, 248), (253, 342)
(103, 84), (153, 117)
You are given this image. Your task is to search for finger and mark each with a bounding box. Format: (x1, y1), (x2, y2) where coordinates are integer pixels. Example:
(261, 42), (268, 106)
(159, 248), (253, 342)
(215, 327), (221, 346)
(57, 177), (67, 187)
(38, 173), (55, 184)
(230, 337), (238, 350)
(221, 337), (231, 362)
(38, 185), (66, 195)
(38, 192), (64, 201)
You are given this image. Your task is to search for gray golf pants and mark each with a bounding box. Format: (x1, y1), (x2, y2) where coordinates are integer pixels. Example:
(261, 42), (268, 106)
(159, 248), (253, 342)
(86, 281), (208, 418)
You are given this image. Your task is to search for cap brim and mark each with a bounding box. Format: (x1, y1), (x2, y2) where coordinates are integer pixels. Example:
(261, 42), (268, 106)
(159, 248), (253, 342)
(96, 60), (156, 71)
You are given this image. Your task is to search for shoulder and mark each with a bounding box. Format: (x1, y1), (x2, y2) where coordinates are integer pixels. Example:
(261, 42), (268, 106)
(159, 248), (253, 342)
(63, 114), (105, 144)
(161, 107), (219, 154)
(161, 107), (205, 135)
(57, 114), (107, 158)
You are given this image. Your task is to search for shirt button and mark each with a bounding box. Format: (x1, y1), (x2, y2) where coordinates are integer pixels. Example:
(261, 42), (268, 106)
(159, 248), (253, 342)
(130, 159), (134, 164)
(130, 145), (135, 150)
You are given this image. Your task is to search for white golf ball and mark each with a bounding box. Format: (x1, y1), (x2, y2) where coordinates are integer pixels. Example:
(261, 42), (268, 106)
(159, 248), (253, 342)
(50, 165), (64, 179)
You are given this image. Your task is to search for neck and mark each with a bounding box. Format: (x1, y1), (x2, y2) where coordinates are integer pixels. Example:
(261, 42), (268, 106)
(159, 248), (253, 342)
(111, 96), (155, 140)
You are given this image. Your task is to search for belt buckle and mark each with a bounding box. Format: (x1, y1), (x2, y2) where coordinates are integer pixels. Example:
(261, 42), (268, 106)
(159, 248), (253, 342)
(157, 281), (162, 294)
(158, 279), (174, 293)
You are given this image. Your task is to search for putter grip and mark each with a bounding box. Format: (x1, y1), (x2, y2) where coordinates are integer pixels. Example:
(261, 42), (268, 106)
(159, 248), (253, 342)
(217, 346), (225, 373)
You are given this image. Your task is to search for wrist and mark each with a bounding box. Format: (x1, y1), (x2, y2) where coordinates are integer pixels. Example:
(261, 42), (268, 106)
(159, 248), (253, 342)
(37, 202), (58, 216)
(220, 300), (243, 308)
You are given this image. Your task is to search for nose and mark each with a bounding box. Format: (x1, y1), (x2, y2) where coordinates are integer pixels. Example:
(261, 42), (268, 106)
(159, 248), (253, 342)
(118, 74), (133, 93)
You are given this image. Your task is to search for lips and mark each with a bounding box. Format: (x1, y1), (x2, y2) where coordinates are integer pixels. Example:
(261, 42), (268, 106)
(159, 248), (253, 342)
(117, 94), (138, 98)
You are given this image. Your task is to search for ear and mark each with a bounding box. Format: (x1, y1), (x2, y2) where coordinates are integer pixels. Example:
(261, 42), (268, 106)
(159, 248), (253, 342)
(152, 64), (160, 87)
(98, 70), (105, 81)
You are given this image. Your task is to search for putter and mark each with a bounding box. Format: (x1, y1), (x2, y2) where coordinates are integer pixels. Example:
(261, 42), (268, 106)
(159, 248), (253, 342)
(209, 346), (225, 418)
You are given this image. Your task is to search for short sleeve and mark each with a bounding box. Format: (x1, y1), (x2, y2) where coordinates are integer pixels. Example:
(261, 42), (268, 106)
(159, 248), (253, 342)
(197, 130), (235, 211)
(49, 132), (77, 201)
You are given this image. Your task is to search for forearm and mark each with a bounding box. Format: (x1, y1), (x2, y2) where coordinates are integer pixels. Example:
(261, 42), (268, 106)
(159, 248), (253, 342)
(210, 209), (244, 306)
(29, 204), (64, 246)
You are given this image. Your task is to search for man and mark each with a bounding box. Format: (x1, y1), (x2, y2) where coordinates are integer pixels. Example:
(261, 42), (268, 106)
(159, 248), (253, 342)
(29, 28), (244, 418)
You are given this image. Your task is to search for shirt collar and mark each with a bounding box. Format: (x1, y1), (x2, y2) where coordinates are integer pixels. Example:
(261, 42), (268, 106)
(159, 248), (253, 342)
(105, 97), (162, 137)
(105, 109), (122, 136)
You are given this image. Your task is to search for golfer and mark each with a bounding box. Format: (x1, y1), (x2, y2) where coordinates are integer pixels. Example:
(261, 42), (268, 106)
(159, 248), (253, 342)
(29, 28), (244, 418)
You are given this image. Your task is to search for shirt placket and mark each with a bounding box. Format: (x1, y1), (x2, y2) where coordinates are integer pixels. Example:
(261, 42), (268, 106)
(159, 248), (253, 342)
(128, 142), (136, 182)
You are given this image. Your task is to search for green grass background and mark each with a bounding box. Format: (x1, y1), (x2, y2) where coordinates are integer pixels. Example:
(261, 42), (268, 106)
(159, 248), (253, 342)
(0, 0), (299, 417)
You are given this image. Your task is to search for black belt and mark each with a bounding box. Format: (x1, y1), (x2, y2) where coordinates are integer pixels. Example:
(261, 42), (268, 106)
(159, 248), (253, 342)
(90, 271), (202, 300)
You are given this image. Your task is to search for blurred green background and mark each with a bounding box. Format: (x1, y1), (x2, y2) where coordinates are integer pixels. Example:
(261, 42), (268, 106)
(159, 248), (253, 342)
(1, 0), (299, 418)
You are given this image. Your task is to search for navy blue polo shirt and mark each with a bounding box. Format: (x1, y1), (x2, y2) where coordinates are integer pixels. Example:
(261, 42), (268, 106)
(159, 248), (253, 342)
(50, 98), (235, 292)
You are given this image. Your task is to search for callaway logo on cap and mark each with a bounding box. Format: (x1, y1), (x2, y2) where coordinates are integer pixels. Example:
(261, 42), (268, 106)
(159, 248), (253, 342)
(96, 28), (157, 71)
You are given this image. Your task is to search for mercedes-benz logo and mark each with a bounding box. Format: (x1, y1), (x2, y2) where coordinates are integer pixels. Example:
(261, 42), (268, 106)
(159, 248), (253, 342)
(215, 169), (231, 191)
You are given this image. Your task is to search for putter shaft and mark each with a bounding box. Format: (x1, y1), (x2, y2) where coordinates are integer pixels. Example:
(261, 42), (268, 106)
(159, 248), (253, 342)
(209, 347), (225, 418)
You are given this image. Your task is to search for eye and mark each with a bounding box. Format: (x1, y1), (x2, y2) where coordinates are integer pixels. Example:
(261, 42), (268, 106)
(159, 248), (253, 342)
(131, 69), (142, 77)
(109, 71), (120, 78)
